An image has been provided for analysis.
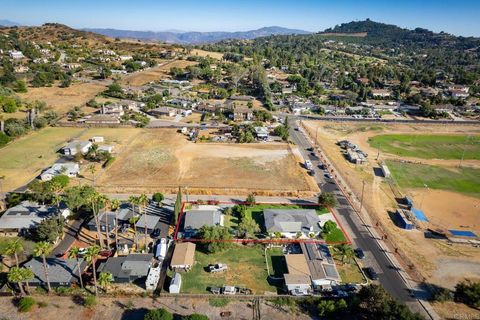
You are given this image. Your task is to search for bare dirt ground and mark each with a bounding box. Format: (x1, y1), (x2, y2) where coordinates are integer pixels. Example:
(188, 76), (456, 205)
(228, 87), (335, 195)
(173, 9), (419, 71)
(120, 60), (197, 86)
(96, 129), (317, 196)
(190, 49), (225, 60)
(302, 120), (480, 292)
(0, 296), (310, 320)
(18, 82), (107, 115)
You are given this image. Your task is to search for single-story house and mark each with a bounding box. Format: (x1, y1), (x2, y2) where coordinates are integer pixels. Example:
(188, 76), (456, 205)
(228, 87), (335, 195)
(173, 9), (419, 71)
(149, 106), (177, 117)
(0, 201), (70, 235)
(98, 145), (114, 153)
(300, 242), (340, 290)
(371, 89), (391, 98)
(284, 254), (312, 295)
(169, 272), (182, 294)
(61, 140), (92, 156)
(40, 162), (80, 181)
(135, 214), (161, 234)
(183, 207), (224, 235)
(24, 258), (86, 287)
(254, 127), (269, 141)
(101, 104), (124, 116)
(98, 254), (153, 283)
(263, 209), (321, 238)
(90, 136), (104, 143)
(170, 242), (196, 272)
(231, 106), (254, 121)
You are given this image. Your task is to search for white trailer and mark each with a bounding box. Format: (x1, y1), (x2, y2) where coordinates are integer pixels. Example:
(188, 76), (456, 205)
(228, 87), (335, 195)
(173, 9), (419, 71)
(145, 265), (161, 290)
(155, 238), (167, 260)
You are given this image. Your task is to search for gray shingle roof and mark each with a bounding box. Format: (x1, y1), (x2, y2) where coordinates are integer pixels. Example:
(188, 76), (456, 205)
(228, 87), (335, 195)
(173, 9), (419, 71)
(184, 210), (222, 230)
(0, 201), (60, 230)
(263, 209), (320, 233)
(98, 254), (152, 281)
(24, 258), (85, 285)
(135, 214), (161, 230)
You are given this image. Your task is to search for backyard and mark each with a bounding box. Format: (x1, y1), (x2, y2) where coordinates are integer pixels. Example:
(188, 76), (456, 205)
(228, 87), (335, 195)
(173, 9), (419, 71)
(177, 244), (279, 294)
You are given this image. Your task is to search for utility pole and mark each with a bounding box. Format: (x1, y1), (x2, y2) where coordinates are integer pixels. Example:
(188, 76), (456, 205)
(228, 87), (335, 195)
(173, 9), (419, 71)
(459, 135), (470, 168)
(360, 180), (366, 213)
(315, 126), (320, 148)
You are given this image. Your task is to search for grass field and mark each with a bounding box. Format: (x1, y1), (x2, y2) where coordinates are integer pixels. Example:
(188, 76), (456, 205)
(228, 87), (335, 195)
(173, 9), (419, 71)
(120, 60), (197, 86)
(333, 258), (365, 284)
(386, 160), (480, 198)
(368, 134), (480, 160)
(0, 127), (84, 190)
(179, 245), (278, 294)
(266, 247), (287, 277)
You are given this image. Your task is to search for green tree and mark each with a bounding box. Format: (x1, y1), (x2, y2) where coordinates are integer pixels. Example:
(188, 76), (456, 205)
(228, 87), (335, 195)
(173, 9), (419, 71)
(20, 267), (34, 295)
(8, 266), (26, 296)
(33, 241), (53, 293)
(322, 220), (337, 235)
(333, 244), (355, 264)
(273, 125), (289, 141)
(14, 80), (28, 93)
(35, 217), (63, 242)
(143, 308), (173, 320)
(197, 225), (232, 253)
(152, 192), (164, 203)
(128, 195), (139, 249)
(174, 187), (182, 225)
(183, 314), (209, 320)
(84, 246), (101, 295)
(68, 246), (84, 289)
(137, 193), (149, 247)
(245, 194), (256, 206)
(98, 272), (113, 293)
(237, 217), (260, 239)
(454, 280), (480, 309)
(318, 192), (337, 208)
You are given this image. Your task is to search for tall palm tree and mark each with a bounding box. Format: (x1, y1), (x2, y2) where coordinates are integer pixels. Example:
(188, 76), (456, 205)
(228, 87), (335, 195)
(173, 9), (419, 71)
(20, 267), (34, 295)
(88, 164), (97, 187)
(86, 191), (106, 249)
(333, 244), (355, 264)
(68, 247), (84, 289)
(5, 239), (23, 268)
(110, 199), (120, 250)
(98, 272), (113, 293)
(7, 266), (26, 296)
(137, 193), (149, 248)
(84, 246), (101, 296)
(33, 241), (53, 293)
(128, 195), (139, 250)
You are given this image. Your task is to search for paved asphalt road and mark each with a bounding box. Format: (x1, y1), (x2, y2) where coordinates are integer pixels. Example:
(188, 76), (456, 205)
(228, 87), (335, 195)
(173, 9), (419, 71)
(287, 121), (416, 305)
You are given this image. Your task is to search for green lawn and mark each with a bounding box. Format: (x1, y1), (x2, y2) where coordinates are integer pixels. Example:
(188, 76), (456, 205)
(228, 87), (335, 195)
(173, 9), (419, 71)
(368, 134), (480, 160)
(335, 259), (366, 284)
(179, 244), (279, 294)
(266, 247), (287, 277)
(387, 160), (480, 198)
(322, 228), (348, 244)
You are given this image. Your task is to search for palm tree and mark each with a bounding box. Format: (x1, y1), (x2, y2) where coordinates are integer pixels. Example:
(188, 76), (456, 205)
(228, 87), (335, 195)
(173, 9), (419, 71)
(98, 272), (113, 293)
(110, 198), (120, 250)
(20, 267), (34, 295)
(68, 247), (84, 289)
(84, 246), (101, 296)
(88, 164), (97, 187)
(5, 239), (23, 267)
(128, 195), (139, 250)
(33, 241), (53, 293)
(86, 191), (106, 249)
(8, 266), (26, 296)
(137, 193), (149, 248)
(333, 244), (355, 264)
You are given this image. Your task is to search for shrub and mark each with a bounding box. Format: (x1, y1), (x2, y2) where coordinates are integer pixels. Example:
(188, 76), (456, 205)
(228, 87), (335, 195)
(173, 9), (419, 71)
(209, 297), (230, 307)
(0, 132), (11, 147)
(431, 287), (453, 302)
(152, 192), (164, 203)
(37, 301), (48, 308)
(18, 296), (36, 312)
(183, 314), (209, 320)
(144, 308), (173, 320)
(83, 295), (97, 308)
(455, 280), (480, 309)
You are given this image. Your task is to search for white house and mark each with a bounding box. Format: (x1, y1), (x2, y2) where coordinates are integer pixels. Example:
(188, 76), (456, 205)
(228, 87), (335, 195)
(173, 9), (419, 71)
(90, 136), (104, 143)
(40, 162), (80, 181)
(61, 140), (92, 156)
(9, 50), (24, 59)
(371, 89), (391, 98)
(264, 209), (321, 238)
(101, 103), (124, 116)
(254, 127), (269, 141)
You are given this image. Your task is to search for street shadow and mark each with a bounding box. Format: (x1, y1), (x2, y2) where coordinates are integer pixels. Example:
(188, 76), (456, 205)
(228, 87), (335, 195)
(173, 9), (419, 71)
(372, 167), (384, 177)
(120, 308), (149, 320)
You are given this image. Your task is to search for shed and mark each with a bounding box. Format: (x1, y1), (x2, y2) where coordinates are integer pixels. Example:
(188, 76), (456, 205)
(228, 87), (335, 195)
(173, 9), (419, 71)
(169, 273), (182, 294)
(396, 209), (414, 230)
(170, 242), (196, 271)
(381, 164), (391, 178)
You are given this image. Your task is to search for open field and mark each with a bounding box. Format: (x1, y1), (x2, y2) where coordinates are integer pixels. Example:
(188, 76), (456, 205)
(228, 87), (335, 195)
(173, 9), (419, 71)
(0, 127), (84, 190)
(97, 129), (317, 195)
(120, 59), (197, 86)
(190, 49), (225, 60)
(369, 134), (480, 160)
(333, 257), (365, 284)
(387, 160), (480, 198)
(302, 120), (480, 289)
(18, 82), (107, 115)
(177, 244), (278, 294)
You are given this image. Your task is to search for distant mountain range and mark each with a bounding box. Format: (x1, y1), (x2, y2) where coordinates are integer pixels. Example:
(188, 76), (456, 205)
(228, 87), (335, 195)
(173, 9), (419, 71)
(83, 26), (311, 44)
(0, 19), (21, 27)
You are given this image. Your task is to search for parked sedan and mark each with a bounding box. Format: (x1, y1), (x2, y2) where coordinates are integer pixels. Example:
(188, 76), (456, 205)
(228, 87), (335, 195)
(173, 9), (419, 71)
(365, 267), (379, 280)
(354, 248), (365, 259)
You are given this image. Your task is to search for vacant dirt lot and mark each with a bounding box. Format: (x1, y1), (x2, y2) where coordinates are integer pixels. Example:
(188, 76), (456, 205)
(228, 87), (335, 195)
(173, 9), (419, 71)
(120, 59), (197, 86)
(18, 82), (107, 115)
(190, 49), (225, 60)
(302, 120), (480, 289)
(0, 296), (310, 320)
(97, 129), (317, 195)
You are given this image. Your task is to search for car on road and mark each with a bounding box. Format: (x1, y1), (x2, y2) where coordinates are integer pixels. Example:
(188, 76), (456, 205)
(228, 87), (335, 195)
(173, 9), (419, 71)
(324, 173), (332, 179)
(365, 267), (379, 280)
(304, 160), (313, 170)
(354, 248), (365, 259)
(308, 170), (315, 176)
(151, 228), (160, 238)
(306, 147), (314, 152)
(294, 128), (299, 131)
(318, 163), (325, 170)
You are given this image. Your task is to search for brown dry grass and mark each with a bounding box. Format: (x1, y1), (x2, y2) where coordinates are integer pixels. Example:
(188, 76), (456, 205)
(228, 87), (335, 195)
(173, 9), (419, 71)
(190, 49), (225, 60)
(96, 129), (317, 195)
(120, 59), (197, 86)
(18, 82), (107, 115)
(302, 120), (480, 289)
(432, 301), (480, 320)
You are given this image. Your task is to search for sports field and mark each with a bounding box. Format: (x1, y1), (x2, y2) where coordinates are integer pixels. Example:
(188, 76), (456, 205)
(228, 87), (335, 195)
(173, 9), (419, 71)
(368, 134), (480, 160)
(386, 160), (480, 198)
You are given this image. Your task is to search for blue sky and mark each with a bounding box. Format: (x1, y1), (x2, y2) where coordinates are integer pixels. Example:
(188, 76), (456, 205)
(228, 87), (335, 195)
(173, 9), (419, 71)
(2, 0), (480, 36)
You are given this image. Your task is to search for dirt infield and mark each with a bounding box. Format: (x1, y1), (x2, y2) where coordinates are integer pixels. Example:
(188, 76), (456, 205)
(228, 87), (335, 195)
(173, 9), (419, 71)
(302, 120), (480, 289)
(97, 129), (317, 196)
(18, 82), (107, 115)
(120, 59), (197, 86)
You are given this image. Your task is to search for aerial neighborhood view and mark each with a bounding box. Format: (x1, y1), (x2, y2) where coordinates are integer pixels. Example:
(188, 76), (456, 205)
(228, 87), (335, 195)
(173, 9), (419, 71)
(0, 1), (480, 319)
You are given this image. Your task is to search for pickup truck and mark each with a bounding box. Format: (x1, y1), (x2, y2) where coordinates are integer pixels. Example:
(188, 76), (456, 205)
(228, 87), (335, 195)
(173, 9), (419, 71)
(304, 160), (313, 170)
(208, 263), (228, 273)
